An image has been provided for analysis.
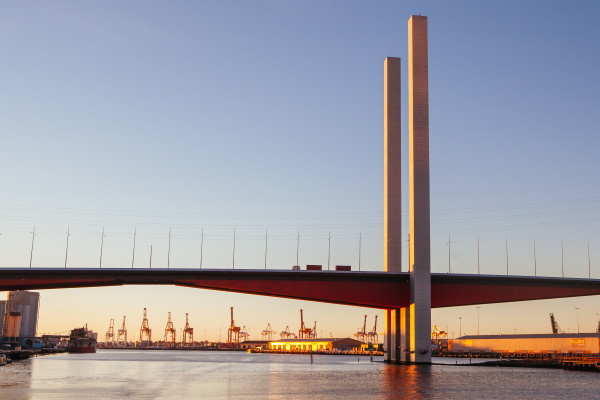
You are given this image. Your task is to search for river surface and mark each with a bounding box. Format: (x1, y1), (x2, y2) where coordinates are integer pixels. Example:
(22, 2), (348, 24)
(0, 350), (597, 399)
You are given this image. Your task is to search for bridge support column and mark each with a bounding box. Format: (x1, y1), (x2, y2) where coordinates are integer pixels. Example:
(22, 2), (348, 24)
(407, 14), (431, 364)
(383, 16), (431, 364)
(384, 309), (400, 362)
(384, 307), (412, 363)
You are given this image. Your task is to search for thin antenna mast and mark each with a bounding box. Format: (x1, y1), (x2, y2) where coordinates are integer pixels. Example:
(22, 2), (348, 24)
(99, 227), (105, 268)
(200, 228), (204, 269)
(29, 226), (36, 268)
(64, 226), (70, 268)
(131, 227), (137, 268)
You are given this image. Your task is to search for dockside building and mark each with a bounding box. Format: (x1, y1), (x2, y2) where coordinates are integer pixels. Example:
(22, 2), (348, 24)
(449, 333), (600, 354)
(269, 338), (363, 352)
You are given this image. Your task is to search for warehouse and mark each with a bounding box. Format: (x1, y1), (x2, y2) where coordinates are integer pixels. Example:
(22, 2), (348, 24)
(239, 341), (270, 350)
(269, 338), (363, 352)
(449, 333), (600, 354)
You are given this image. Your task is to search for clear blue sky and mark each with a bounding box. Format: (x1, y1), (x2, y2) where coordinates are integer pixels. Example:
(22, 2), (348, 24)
(1, 1), (599, 339)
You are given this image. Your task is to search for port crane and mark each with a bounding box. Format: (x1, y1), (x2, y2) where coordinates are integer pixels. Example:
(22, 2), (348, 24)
(279, 326), (296, 339)
(182, 313), (194, 345)
(431, 325), (447, 351)
(164, 312), (176, 346)
(261, 323), (276, 341)
(139, 308), (152, 343)
(240, 326), (250, 342)
(117, 316), (127, 344)
(367, 315), (378, 344)
(298, 309), (313, 339)
(550, 313), (564, 334)
(311, 321), (317, 338)
(431, 325), (447, 341)
(105, 318), (115, 344)
(354, 315), (367, 343)
(227, 307), (241, 345)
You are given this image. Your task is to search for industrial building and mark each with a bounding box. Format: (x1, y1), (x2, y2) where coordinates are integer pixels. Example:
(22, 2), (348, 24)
(0, 291), (40, 348)
(269, 338), (363, 352)
(449, 333), (600, 355)
(239, 341), (270, 350)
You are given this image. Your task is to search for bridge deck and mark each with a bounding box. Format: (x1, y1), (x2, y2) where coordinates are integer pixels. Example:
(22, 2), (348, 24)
(1, 268), (599, 308)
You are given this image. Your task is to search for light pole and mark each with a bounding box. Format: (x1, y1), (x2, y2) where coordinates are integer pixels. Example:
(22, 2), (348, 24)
(232, 229), (236, 269)
(168, 228), (172, 269)
(476, 307), (481, 335)
(296, 230), (300, 267)
(358, 232), (362, 271)
(29, 226), (36, 268)
(533, 238), (538, 276)
(476, 237), (482, 274)
(447, 235), (452, 273)
(575, 308), (580, 334)
(264, 229), (268, 270)
(588, 242), (593, 279)
(561, 240), (565, 278)
(131, 227), (137, 268)
(459, 317), (462, 338)
(200, 228), (204, 269)
(328, 231), (331, 271)
(99, 227), (105, 268)
(64, 226), (70, 269)
(505, 238), (509, 275)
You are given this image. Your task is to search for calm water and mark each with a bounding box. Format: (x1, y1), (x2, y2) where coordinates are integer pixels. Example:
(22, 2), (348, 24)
(0, 350), (597, 399)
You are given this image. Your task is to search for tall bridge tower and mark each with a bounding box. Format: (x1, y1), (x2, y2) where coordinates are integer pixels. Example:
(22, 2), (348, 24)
(384, 15), (432, 364)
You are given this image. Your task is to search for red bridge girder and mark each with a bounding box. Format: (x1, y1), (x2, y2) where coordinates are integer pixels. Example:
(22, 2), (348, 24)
(0, 268), (599, 308)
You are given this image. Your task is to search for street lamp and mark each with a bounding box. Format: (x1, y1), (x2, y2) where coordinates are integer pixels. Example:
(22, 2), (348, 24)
(459, 317), (462, 338)
(447, 235), (452, 273)
(575, 308), (580, 334)
(476, 237), (482, 274)
(505, 238), (510, 275)
(476, 307), (481, 335)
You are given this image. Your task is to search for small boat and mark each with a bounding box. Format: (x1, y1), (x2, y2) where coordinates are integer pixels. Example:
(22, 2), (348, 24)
(68, 325), (98, 354)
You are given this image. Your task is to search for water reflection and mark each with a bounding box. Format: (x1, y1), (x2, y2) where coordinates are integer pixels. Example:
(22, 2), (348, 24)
(0, 358), (33, 400)
(1, 351), (599, 399)
(381, 364), (433, 399)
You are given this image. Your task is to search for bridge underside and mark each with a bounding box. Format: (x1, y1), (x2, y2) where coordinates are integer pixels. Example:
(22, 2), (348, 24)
(1, 269), (600, 308)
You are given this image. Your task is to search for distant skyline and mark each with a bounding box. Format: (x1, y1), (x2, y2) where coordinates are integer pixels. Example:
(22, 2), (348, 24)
(1, 1), (600, 340)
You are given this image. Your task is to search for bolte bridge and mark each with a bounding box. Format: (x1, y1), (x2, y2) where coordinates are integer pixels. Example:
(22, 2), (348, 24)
(1, 267), (600, 309)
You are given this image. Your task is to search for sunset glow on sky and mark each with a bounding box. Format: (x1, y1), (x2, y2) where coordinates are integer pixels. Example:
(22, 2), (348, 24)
(1, 1), (600, 340)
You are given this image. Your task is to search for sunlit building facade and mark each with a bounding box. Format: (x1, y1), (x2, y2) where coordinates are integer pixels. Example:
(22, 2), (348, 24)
(269, 338), (362, 352)
(449, 333), (600, 354)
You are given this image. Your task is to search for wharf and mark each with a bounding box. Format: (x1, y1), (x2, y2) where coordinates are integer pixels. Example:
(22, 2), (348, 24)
(2, 347), (67, 361)
(435, 351), (600, 360)
(100, 346), (245, 351)
(4, 349), (37, 360)
(247, 349), (384, 356)
(471, 357), (600, 372)
(561, 357), (600, 372)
